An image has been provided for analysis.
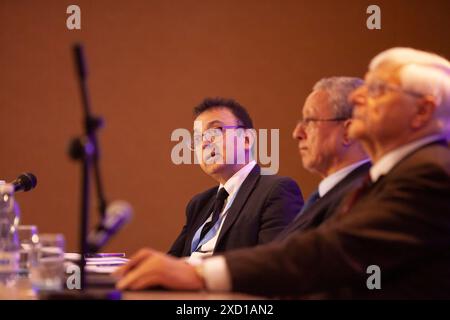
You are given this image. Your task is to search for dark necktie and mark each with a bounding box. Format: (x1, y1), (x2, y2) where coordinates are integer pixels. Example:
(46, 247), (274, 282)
(339, 173), (373, 215)
(199, 187), (229, 240)
(275, 190), (320, 240)
(300, 190), (320, 214)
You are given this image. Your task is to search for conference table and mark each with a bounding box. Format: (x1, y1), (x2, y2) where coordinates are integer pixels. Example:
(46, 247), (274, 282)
(123, 291), (263, 300)
(5, 277), (263, 300)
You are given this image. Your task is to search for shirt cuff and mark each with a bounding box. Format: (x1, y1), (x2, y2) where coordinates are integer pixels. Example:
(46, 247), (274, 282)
(202, 256), (232, 292)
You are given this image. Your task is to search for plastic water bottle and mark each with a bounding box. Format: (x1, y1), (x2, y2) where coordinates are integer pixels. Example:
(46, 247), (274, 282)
(0, 182), (20, 286)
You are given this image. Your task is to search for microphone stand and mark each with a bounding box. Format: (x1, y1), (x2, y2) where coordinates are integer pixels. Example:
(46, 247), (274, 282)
(68, 44), (108, 291)
(41, 44), (121, 300)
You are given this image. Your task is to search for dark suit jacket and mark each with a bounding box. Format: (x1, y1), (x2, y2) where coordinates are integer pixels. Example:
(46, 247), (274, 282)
(168, 165), (304, 257)
(276, 161), (371, 240)
(224, 140), (450, 299)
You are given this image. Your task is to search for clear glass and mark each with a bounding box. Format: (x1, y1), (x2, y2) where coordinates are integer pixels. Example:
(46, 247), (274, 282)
(0, 221), (20, 287)
(17, 225), (39, 277)
(30, 233), (65, 291)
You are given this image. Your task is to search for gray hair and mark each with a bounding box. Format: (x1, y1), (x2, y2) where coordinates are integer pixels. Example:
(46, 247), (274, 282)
(370, 47), (450, 136)
(313, 77), (364, 118)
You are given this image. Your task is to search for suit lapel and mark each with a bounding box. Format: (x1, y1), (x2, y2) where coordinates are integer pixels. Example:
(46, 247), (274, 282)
(281, 161), (371, 235)
(215, 165), (261, 247)
(182, 190), (217, 255)
(387, 138), (448, 175)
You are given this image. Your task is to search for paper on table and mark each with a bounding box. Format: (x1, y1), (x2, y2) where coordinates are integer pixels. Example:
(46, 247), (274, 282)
(85, 265), (120, 274)
(64, 253), (127, 261)
(64, 253), (129, 274)
(85, 257), (129, 265)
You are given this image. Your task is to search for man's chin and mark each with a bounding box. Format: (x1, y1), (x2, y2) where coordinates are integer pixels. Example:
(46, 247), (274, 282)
(300, 159), (313, 172)
(202, 163), (227, 175)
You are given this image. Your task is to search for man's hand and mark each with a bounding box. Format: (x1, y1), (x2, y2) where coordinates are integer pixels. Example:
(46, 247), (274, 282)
(113, 248), (206, 291)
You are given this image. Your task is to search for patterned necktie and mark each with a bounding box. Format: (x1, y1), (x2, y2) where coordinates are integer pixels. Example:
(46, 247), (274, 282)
(199, 187), (229, 240)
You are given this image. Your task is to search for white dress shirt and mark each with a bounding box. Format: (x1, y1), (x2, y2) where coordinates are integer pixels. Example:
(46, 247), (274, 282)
(318, 159), (371, 197)
(201, 135), (446, 292)
(188, 160), (257, 262)
(370, 134), (444, 183)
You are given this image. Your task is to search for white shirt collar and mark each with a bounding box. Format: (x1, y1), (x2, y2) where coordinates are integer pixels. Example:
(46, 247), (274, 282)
(370, 134), (445, 183)
(318, 159), (370, 198)
(219, 160), (257, 198)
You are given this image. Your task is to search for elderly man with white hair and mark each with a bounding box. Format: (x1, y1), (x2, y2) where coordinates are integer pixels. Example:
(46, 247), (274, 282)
(114, 47), (450, 299)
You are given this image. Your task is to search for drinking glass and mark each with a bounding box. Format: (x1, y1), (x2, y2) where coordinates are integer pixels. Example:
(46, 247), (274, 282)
(30, 233), (65, 291)
(17, 225), (39, 277)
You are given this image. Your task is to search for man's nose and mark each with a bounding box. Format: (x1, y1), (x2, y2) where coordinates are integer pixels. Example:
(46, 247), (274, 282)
(292, 122), (306, 140)
(349, 86), (367, 108)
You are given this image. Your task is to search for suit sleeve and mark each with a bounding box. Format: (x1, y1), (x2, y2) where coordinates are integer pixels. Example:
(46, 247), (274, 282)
(257, 177), (304, 244)
(225, 164), (450, 297)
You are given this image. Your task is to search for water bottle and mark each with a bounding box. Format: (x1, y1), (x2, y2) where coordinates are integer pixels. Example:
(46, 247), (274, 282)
(0, 182), (20, 286)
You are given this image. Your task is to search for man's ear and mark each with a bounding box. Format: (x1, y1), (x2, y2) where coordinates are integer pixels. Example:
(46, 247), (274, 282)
(244, 129), (257, 151)
(411, 95), (437, 129)
(342, 119), (353, 147)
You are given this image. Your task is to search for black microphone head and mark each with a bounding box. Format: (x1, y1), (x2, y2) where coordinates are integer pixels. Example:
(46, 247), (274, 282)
(13, 173), (37, 192)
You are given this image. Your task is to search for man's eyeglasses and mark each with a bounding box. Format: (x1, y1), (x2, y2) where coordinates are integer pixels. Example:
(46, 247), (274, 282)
(296, 117), (349, 127)
(191, 125), (246, 149)
(366, 81), (424, 99)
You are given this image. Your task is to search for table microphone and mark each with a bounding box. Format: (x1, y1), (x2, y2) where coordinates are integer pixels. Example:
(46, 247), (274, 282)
(87, 200), (133, 252)
(11, 172), (37, 192)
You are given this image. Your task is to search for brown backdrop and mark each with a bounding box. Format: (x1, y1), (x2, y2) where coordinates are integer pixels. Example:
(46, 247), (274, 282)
(1, 0), (449, 253)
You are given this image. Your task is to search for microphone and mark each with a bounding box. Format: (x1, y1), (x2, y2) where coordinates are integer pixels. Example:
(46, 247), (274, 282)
(11, 173), (37, 192)
(87, 200), (133, 252)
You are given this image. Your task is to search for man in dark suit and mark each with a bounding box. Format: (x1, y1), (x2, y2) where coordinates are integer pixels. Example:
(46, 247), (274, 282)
(168, 97), (303, 259)
(199, 48), (450, 299)
(276, 77), (369, 239)
(114, 76), (369, 288)
(114, 48), (450, 299)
